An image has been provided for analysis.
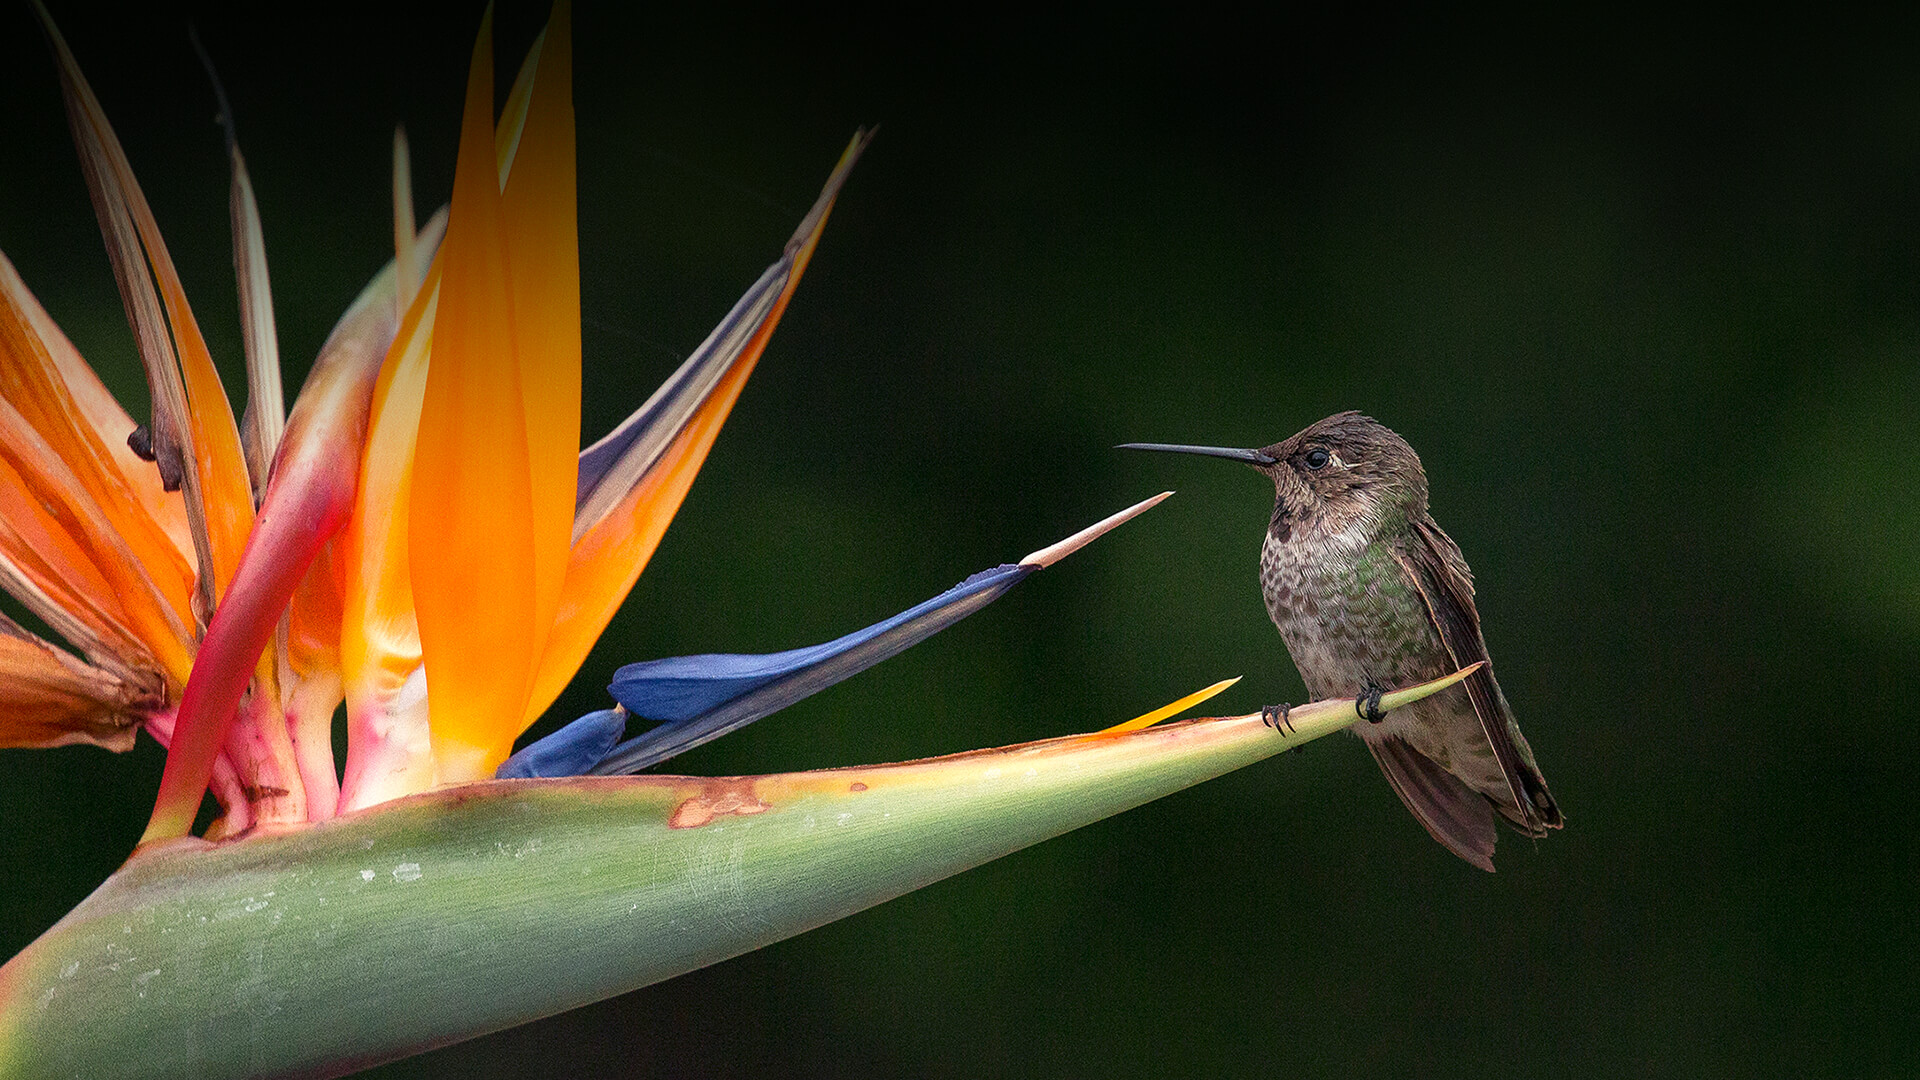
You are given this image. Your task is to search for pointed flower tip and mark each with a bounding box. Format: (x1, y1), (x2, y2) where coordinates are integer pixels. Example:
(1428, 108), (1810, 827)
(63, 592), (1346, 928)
(1019, 491), (1171, 568)
(827, 128), (876, 190)
(1096, 676), (1242, 736)
(583, 495), (1167, 776)
(1377, 661), (1483, 712)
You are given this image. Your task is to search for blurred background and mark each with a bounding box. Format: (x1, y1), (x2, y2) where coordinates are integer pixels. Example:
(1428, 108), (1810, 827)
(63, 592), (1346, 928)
(2, 3), (1915, 1076)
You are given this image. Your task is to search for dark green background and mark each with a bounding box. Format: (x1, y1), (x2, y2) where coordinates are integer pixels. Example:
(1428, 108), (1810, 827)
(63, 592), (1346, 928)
(3, 4), (1915, 1076)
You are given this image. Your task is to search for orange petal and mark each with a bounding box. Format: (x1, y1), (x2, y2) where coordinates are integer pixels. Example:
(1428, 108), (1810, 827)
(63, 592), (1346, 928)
(0, 397), (194, 685)
(501, 1), (580, 667)
(0, 252), (197, 641)
(525, 341), (751, 721)
(410, 8), (572, 779)
(524, 132), (866, 721)
(1, 255), (193, 567)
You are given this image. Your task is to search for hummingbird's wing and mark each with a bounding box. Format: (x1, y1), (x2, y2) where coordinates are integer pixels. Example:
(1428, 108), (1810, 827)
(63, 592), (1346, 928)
(1366, 734), (1498, 871)
(1393, 517), (1562, 835)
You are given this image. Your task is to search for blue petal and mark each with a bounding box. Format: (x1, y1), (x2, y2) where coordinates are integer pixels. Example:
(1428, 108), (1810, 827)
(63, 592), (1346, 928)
(496, 708), (629, 779)
(589, 563), (1033, 774)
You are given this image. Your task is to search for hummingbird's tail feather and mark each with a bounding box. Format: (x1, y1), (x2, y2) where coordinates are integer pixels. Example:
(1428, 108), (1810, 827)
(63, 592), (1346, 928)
(1492, 747), (1563, 836)
(1367, 735), (1498, 872)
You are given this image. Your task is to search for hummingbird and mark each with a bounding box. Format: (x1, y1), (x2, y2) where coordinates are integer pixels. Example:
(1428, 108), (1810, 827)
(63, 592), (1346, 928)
(1122, 411), (1561, 870)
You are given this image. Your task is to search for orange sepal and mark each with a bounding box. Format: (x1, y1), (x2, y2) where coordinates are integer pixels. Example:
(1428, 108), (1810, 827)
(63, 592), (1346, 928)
(339, 271), (437, 809)
(523, 133), (865, 721)
(500, 0), (580, 662)
(0, 252), (196, 613)
(525, 340), (754, 721)
(409, 9), (539, 779)
(0, 398), (194, 685)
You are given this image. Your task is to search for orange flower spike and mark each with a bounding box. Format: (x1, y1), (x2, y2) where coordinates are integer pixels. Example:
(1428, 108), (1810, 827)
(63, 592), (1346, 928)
(141, 323), (395, 838)
(501, 0), (581, 663)
(524, 133), (864, 721)
(0, 254), (194, 568)
(525, 342), (751, 720)
(0, 400), (194, 684)
(281, 213), (446, 819)
(410, 7), (560, 780)
(0, 254), (197, 656)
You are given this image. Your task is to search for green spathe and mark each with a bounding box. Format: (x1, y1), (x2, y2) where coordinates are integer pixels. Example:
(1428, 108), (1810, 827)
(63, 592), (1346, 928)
(0, 668), (1473, 1079)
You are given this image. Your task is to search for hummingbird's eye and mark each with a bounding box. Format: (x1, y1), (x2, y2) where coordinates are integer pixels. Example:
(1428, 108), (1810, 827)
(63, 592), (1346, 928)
(1303, 447), (1331, 471)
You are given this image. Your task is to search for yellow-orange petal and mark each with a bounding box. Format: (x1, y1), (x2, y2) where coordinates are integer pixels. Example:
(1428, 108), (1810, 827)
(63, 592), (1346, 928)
(1096, 678), (1242, 736)
(501, 2), (580, 668)
(0, 397), (194, 685)
(0, 251), (197, 636)
(411, 8), (580, 779)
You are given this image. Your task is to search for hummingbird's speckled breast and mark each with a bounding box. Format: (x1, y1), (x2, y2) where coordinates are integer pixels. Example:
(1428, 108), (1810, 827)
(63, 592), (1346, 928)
(1259, 521), (1506, 787)
(1258, 524), (1451, 705)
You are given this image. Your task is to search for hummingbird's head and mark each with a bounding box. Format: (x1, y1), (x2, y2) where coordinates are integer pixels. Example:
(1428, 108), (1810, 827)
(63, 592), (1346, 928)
(1117, 411), (1428, 546)
(1255, 411), (1428, 544)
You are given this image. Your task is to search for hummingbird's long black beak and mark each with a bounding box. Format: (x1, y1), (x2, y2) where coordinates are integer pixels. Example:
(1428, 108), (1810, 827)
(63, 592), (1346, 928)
(1116, 443), (1277, 466)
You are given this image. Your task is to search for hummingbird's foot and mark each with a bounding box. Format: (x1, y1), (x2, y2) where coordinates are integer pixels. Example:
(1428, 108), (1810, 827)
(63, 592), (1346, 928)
(1261, 703), (1294, 734)
(1355, 682), (1387, 723)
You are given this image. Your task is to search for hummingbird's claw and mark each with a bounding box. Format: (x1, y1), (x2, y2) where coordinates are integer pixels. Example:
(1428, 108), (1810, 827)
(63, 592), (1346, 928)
(1261, 702), (1294, 734)
(1356, 683), (1387, 723)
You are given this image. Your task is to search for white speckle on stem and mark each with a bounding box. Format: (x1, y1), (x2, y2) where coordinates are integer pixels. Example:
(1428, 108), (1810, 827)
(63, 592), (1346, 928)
(392, 863), (423, 883)
(133, 969), (160, 998)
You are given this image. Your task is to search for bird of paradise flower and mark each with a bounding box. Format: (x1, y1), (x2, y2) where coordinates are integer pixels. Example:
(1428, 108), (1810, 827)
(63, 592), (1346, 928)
(0, 4), (1480, 1077)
